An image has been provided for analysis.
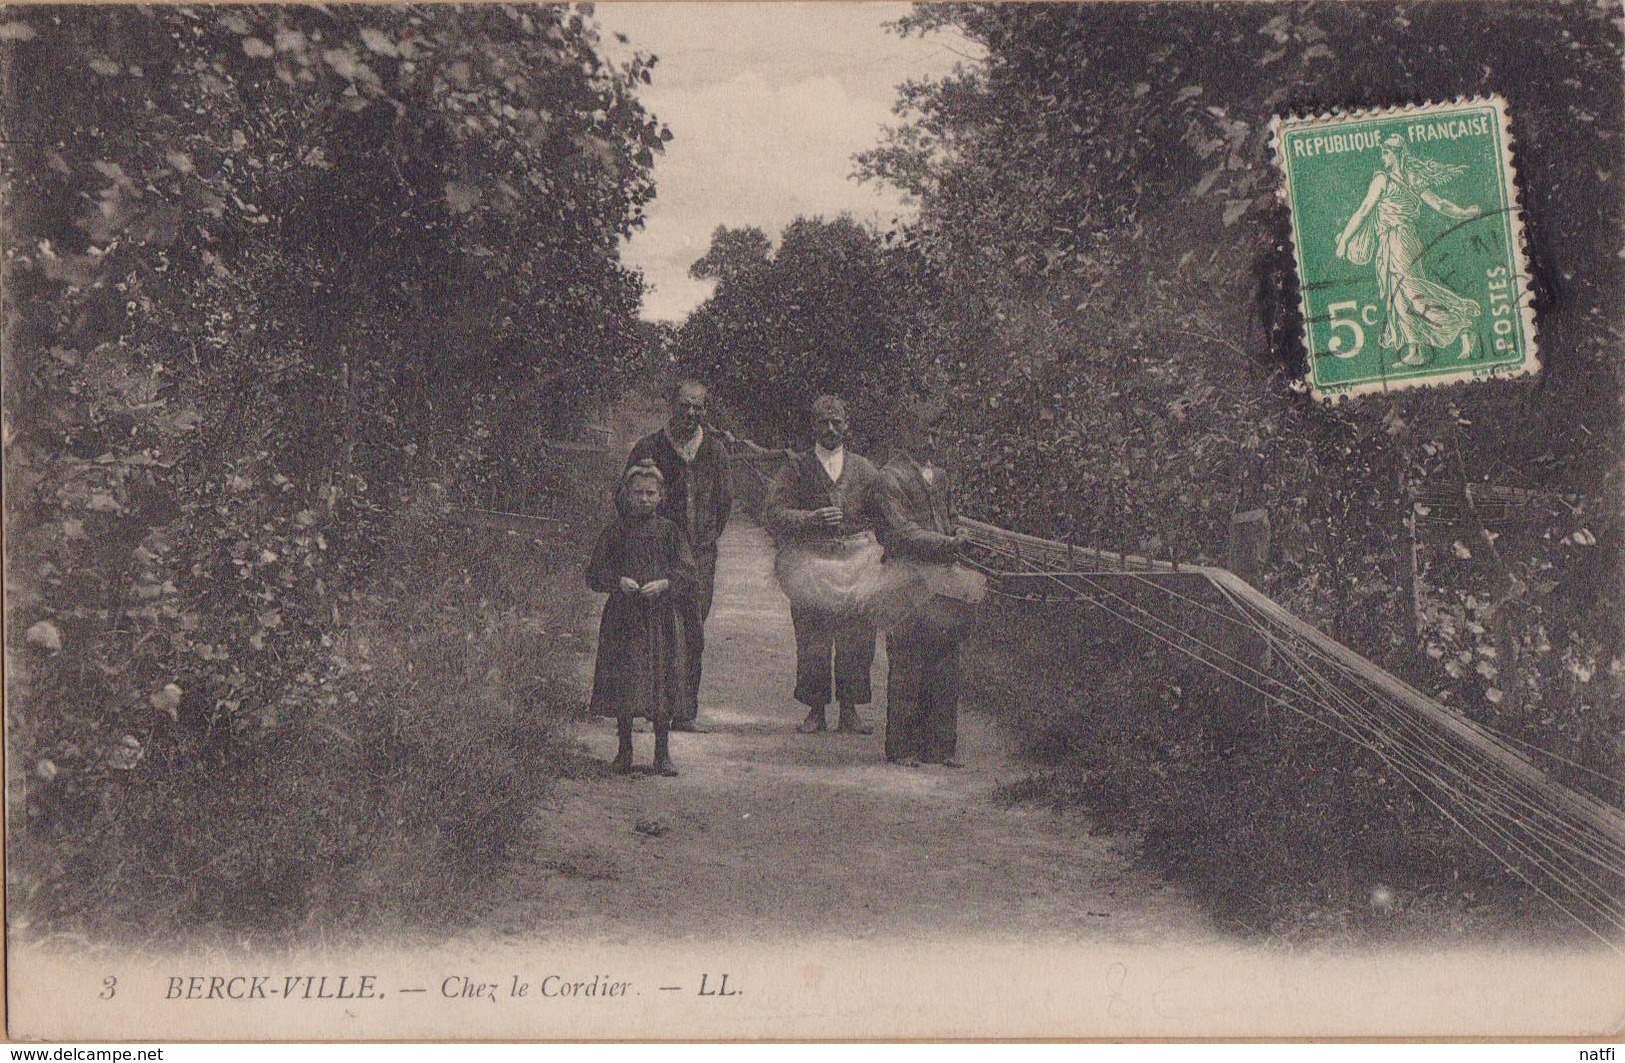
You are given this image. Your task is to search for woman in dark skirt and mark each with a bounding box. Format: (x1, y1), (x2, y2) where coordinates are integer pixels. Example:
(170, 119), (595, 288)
(586, 460), (696, 776)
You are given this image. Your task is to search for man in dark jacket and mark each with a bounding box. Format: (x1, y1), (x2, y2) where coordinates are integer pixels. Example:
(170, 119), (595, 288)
(876, 404), (969, 767)
(626, 380), (733, 731)
(762, 395), (888, 736)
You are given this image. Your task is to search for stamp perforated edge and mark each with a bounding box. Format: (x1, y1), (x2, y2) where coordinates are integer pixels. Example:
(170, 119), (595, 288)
(1268, 94), (1541, 403)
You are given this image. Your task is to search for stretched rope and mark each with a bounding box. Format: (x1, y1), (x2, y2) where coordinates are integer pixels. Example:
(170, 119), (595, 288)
(711, 437), (1625, 944)
(960, 517), (1625, 949)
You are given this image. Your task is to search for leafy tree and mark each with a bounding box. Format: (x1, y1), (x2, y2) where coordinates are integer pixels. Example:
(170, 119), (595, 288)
(2, 3), (665, 932)
(689, 224), (773, 285)
(855, 2), (1623, 796)
(842, 0), (1625, 929)
(675, 215), (912, 447)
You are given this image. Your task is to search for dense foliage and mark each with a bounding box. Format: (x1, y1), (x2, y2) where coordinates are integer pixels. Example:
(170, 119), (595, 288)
(674, 216), (914, 447)
(2, 4), (663, 935)
(879, 0), (1623, 924)
(675, 1), (1623, 930)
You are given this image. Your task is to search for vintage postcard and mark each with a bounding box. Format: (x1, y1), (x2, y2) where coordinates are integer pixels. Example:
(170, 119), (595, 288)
(1273, 97), (1540, 401)
(3, 0), (1621, 1045)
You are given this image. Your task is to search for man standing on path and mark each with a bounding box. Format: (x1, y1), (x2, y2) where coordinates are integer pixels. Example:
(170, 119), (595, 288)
(763, 395), (887, 736)
(876, 404), (971, 767)
(626, 380), (733, 732)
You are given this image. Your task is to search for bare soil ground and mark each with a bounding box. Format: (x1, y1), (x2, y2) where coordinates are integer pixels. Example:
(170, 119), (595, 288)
(472, 510), (1216, 946)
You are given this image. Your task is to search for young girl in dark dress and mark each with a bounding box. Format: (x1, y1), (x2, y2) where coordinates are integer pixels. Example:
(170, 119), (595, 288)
(586, 461), (696, 776)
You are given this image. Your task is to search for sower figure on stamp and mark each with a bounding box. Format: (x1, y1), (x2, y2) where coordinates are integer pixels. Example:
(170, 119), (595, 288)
(1335, 134), (1483, 367)
(586, 461), (696, 777)
(876, 403), (972, 768)
(763, 395), (888, 736)
(626, 379), (733, 732)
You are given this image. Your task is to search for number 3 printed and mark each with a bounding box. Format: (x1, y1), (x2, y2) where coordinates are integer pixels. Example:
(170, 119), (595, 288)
(100, 975), (117, 1000)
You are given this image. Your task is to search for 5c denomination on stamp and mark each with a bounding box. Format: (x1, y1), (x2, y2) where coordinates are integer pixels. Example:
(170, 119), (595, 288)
(1272, 95), (1538, 400)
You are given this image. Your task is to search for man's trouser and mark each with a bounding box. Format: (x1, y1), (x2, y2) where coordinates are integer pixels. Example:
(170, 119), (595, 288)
(677, 545), (718, 723)
(789, 603), (876, 710)
(884, 622), (960, 763)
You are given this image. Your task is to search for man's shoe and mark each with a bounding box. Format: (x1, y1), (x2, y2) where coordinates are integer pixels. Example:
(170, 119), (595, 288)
(887, 756), (922, 768)
(671, 720), (707, 733)
(652, 757), (679, 777)
(836, 707), (874, 735)
(940, 758), (965, 769)
(796, 708), (828, 734)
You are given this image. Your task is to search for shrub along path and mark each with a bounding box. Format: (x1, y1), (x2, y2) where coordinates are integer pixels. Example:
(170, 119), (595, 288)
(473, 512), (1214, 945)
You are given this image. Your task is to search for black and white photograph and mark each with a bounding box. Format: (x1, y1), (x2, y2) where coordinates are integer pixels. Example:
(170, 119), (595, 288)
(3, 0), (1622, 1042)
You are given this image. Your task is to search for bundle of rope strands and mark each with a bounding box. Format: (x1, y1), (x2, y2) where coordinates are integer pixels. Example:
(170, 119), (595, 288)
(773, 535), (928, 626)
(957, 516), (1625, 951)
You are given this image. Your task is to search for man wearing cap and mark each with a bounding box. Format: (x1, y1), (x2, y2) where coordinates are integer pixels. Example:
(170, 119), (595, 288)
(626, 379), (733, 732)
(762, 395), (888, 736)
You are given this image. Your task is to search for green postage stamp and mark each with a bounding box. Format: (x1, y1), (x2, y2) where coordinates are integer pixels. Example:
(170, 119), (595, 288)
(1272, 96), (1538, 401)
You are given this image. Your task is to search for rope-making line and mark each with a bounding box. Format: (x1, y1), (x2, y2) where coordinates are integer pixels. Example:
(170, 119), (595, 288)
(956, 516), (1625, 948)
(714, 440), (1625, 942)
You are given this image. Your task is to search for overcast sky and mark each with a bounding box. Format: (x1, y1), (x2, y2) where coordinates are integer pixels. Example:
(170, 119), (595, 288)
(596, 3), (974, 322)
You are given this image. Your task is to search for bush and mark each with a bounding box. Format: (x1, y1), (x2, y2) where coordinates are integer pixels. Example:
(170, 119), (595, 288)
(3, 5), (659, 939)
(10, 484), (591, 941)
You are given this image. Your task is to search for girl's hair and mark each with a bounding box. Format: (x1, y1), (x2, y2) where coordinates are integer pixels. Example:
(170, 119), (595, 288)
(620, 459), (665, 491)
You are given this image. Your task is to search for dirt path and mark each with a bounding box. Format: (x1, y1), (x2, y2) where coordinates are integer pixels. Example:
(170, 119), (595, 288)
(475, 512), (1215, 946)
